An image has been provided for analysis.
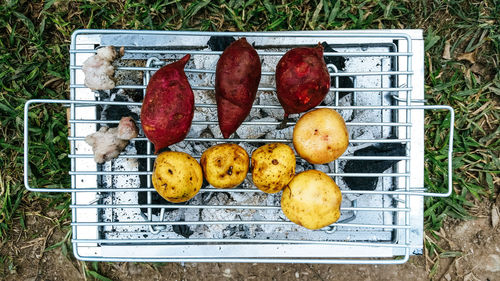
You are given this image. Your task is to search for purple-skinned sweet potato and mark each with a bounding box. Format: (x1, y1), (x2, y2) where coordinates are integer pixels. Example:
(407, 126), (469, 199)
(141, 54), (194, 153)
(215, 38), (261, 138)
(275, 43), (330, 118)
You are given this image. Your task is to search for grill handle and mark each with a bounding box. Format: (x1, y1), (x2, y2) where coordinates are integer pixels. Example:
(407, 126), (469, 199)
(23, 99), (454, 197)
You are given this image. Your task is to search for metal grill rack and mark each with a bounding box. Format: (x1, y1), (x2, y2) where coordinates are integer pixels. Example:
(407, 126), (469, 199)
(23, 30), (454, 264)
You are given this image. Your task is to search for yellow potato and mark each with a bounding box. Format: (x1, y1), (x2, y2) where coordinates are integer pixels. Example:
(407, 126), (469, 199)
(251, 143), (296, 193)
(281, 170), (342, 230)
(200, 143), (249, 189)
(293, 108), (349, 164)
(152, 151), (203, 203)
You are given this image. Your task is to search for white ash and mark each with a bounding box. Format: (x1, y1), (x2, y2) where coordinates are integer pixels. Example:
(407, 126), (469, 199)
(313, 164), (331, 174)
(82, 46), (117, 90)
(199, 193), (237, 238)
(335, 94), (354, 122)
(101, 144), (141, 234)
(192, 54), (218, 74)
(187, 110), (209, 139)
(99, 45), (401, 242)
(237, 141), (258, 156)
(186, 123), (208, 139)
(343, 51), (392, 141)
(265, 125), (293, 140)
(349, 130), (376, 149)
(169, 141), (196, 156)
(113, 60), (143, 87)
(248, 105), (263, 119)
(258, 49), (280, 87)
(209, 125), (224, 139)
(294, 159), (314, 174)
(322, 91), (337, 106)
(235, 117), (276, 139)
(194, 90), (216, 105)
(258, 91), (283, 119)
(327, 161), (337, 174)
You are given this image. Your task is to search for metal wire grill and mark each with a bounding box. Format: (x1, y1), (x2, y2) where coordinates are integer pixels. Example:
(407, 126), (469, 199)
(23, 30), (454, 263)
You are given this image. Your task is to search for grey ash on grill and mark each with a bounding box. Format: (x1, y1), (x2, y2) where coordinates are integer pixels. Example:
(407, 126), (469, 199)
(321, 42), (354, 100)
(97, 40), (405, 242)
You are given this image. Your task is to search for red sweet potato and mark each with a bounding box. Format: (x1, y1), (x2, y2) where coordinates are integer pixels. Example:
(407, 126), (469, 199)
(141, 54), (194, 153)
(215, 38), (261, 138)
(275, 43), (330, 117)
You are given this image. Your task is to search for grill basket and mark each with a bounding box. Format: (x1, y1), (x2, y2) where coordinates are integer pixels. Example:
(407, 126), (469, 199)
(23, 30), (454, 264)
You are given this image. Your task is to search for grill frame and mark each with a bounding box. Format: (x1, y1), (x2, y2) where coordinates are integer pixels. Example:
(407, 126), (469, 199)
(23, 30), (454, 264)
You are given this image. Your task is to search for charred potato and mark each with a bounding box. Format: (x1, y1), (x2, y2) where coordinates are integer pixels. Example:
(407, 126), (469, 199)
(281, 170), (342, 230)
(293, 108), (348, 164)
(200, 144), (249, 188)
(152, 151), (203, 203)
(251, 143), (296, 193)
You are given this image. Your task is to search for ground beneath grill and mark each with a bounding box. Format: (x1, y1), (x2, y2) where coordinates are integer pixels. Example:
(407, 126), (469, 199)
(1, 197), (498, 281)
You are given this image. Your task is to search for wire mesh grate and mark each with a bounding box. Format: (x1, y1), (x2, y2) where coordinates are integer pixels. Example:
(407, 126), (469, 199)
(23, 30), (454, 263)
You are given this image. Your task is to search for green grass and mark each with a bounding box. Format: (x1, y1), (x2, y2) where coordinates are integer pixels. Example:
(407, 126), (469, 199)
(0, 0), (498, 279)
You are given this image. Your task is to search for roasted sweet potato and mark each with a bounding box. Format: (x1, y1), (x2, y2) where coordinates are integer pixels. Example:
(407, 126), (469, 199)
(215, 38), (261, 138)
(275, 43), (330, 117)
(141, 54), (194, 153)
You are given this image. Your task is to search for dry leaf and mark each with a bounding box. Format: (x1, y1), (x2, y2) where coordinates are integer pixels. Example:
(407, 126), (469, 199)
(472, 101), (491, 116)
(470, 62), (495, 80)
(442, 40), (451, 60)
(492, 206), (499, 228)
(457, 52), (476, 64)
(464, 272), (481, 281)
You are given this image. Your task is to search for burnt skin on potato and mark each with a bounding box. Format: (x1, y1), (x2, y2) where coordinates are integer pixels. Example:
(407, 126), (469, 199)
(275, 43), (330, 118)
(200, 143), (249, 189)
(141, 54), (194, 153)
(215, 38), (261, 138)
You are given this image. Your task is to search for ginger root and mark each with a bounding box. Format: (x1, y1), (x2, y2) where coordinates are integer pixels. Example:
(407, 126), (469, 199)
(85, 117), (139, 164)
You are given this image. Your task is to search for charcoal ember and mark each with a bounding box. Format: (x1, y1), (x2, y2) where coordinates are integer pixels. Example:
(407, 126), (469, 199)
(208, 125), (223, 139)
(237, 141), (257, 157)
(235, 117), (276, 139)
(295, 159), (314, 174)
(169, 141), (195, 155)
(207, 36), (236, 51)
(322, 42), (346, 69)
(172, 219), (194, 238)
(101, 94), (139, 128)
(138, 190), (180, 215)
(264, 125), (294, 141)
(314, 164), (330, 174)
(222, 224), (250, 239)
(113, 59), (144, 102)
(321, 42), (354, 99)
(249, 106), (263, 119)
(187, 111), (209, 138)
(259, 91), (283, 119)
(230, 182), (267, 203)
(200, 192), (234, 238)
(192, 82), (216, 140)
(343, 143), (406, 190)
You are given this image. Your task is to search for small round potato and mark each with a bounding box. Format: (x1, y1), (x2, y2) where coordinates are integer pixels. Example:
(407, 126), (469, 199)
(152, 151), (203, 203)
(281, 170), (342, 230)
(251, 143), (296, 193)
(293, 108), (349, 164)
(200, 143), (249, 189)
